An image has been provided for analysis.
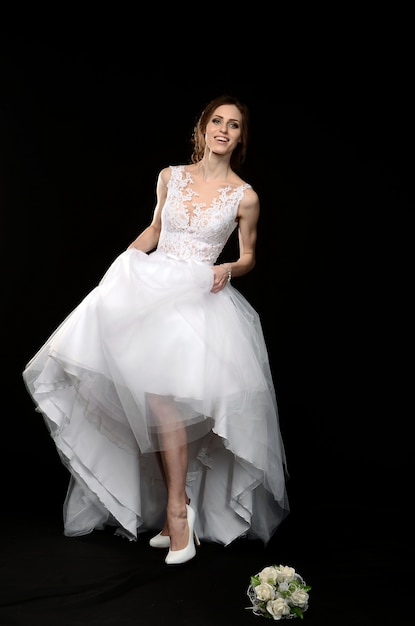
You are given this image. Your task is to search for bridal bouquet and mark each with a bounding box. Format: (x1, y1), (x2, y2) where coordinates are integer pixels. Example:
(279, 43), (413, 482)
(247, 564), (311, 620)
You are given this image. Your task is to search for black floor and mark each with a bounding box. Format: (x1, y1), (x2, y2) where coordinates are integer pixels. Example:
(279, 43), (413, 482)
(0, 503), (411, 626)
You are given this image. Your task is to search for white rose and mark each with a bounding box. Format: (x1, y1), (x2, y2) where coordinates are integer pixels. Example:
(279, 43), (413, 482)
(289, 587), (309, 608)
(266, 597), (291, 620)
(275, 565), (296, 583)
(255, 582), (276, 602)
(258, 566), (278, 584)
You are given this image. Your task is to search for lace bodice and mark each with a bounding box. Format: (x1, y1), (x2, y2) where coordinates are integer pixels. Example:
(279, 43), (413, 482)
(157, 165), (251, 264)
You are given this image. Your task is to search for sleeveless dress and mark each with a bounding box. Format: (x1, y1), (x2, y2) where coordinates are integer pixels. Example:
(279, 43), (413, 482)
(23, 165), (289, 546)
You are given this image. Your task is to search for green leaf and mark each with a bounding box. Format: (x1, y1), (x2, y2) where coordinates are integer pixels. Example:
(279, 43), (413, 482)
(290, 606), (304, 619)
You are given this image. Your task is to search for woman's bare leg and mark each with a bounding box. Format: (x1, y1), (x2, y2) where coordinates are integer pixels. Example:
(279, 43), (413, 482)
(148, 395), (190, 551)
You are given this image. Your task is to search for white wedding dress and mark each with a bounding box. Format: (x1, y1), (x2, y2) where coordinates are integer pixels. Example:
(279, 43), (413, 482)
(23, 165), (289, 546)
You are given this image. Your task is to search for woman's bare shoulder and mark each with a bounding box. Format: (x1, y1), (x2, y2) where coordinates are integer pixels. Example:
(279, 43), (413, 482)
(159, 163), (191, 182)
(241, 183), (259, 203)
(158, 165), (174, 185)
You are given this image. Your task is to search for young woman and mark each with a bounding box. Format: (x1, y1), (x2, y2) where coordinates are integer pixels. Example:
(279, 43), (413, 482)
(23, 95), (289, 565)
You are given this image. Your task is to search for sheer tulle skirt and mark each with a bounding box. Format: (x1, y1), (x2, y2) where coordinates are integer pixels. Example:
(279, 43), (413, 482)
(23, 249), (289, 545)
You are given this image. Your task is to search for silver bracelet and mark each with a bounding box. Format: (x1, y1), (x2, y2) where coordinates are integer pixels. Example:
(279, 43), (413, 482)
(227, 269), (232, 282)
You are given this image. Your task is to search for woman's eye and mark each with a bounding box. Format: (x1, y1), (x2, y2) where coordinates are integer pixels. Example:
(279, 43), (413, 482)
(211, 118), (239, 129)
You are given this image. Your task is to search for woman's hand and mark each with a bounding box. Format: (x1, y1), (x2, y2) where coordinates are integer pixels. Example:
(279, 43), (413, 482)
(210, 264), (232, 293)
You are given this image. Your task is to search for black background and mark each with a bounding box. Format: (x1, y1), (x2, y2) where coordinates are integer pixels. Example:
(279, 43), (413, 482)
(0, 31), (413, 625)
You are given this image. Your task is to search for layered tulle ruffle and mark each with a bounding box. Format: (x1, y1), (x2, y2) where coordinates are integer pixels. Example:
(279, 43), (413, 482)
(23, 248), (289, 545)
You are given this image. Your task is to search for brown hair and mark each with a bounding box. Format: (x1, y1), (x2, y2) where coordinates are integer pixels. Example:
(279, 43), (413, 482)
(190, 95), (250, 171)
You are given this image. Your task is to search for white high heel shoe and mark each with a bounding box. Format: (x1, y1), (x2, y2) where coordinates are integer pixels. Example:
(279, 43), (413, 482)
(165, 504), (200, 565)
(149, 532), (170, 548)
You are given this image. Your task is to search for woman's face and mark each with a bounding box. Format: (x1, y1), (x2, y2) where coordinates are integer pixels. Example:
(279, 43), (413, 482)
(204, 104), (242, 157)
